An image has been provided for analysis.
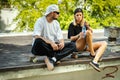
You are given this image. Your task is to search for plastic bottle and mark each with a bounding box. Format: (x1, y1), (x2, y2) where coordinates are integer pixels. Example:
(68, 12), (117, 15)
(82, 26), (86, 38)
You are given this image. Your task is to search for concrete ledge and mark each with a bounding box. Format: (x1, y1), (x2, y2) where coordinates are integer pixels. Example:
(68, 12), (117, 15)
(1, 29), (120, 80)
(0, 32), (33, 37)
(0, 29), (107, 39)
(0, 54), (120, 72)
(0, 58), (120, 80)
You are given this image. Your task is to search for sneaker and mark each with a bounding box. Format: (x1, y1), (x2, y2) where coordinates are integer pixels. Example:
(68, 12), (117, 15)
(29, 56), (40, 63)
(32, 57), (39, 63)
(29, 56), (36, 62)
(44, 56), (55, 71)
(71, 53), (78, 59)
(90, 61), (101, 72)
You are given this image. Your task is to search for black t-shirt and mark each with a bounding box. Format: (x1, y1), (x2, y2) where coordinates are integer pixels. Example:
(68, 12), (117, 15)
(68, 22), (88, 39)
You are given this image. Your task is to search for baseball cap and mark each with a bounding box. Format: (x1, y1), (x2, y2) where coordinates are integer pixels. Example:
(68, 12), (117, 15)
(44, 4), (59, 16)
(74, 8), (83, 15)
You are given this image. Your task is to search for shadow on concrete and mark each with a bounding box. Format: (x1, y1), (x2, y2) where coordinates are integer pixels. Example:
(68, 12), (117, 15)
(0, 43), (33, 68)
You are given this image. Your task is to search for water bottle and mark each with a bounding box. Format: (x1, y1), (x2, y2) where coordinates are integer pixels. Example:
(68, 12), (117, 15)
(82, 26), (86, 38)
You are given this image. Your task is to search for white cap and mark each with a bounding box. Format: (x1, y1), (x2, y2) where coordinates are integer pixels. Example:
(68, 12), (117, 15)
(44, 4), (59, 16)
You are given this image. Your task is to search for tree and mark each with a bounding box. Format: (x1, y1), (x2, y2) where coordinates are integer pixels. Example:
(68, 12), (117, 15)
(84, 0), (120, 28)
(7, 0), (120, 32)
(8, 0), (58, 32)
(8, 0), (78, 32)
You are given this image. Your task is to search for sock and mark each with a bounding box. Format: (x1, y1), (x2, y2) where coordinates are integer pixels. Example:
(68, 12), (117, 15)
(52, 57), (57, 62)
(93, 60), (98, 64)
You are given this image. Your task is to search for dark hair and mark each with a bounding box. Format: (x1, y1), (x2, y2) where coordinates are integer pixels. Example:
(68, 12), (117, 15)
(74, 8), (83, 15)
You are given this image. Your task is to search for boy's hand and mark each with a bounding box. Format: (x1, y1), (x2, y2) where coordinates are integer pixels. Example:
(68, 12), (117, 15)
(58, 42), (64, 50)
(51, 43), (59, 51)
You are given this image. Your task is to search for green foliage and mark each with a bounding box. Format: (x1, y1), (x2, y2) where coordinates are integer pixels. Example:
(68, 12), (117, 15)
(8, 0), (120, 32)
(85, 0), (120, 28)
(58, 0), (77, 30)
(8, 0), (58, 32)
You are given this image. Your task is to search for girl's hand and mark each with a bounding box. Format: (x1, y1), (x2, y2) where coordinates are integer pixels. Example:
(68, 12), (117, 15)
(79, 32), (84, 38)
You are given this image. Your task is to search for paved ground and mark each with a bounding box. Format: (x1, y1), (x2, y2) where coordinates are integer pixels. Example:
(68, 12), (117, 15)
(0, 30), (120, 72)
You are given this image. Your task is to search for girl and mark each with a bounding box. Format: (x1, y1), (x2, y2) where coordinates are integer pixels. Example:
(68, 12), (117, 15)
(68, 8), (107, 72)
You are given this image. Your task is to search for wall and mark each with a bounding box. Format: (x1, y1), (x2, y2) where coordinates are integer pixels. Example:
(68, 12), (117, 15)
(0, 8), (18, 32)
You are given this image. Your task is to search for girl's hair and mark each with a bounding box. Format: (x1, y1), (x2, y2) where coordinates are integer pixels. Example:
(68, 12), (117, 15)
(73, 8), (84, 27)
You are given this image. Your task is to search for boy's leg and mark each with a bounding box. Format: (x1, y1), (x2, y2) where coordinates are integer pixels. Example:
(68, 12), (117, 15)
(55, 42), (77, 61)
(31, 38), (54, 57)
(44, 56), (55, 71)
(31, 38), (56, 71)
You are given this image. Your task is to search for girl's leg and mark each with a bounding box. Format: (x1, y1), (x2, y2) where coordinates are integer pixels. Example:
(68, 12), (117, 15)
(71, 36), (85, 59)
(85, 30), (95, 56)
(76, 34), (86, 51)
(88, 41), (107, 72)
(92, 41), (107, 63)
(89, 41), (107, 72)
